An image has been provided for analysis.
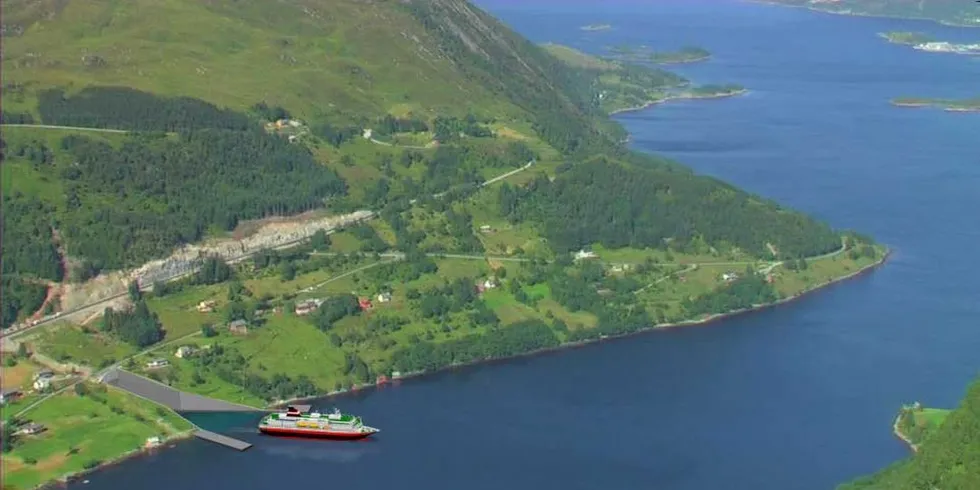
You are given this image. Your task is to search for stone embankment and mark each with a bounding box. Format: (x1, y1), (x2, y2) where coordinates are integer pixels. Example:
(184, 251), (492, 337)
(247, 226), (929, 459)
(59, 210), (374, 313)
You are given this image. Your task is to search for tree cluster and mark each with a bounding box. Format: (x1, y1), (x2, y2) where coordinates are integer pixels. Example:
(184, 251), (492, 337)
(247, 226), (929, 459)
(498, 160), (841, 259)
(100, 301), (164, 348)
(38, 87), (253, 131)
(391, 319), (558, 373)
(54, 129), (345, 270)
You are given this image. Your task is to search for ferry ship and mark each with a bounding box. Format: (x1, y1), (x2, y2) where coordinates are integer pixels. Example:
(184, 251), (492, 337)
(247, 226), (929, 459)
(258, 405), (380, 440)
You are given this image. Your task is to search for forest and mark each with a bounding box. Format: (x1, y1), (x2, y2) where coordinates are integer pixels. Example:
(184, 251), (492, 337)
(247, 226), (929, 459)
(37, 87), (253, 131)
(390, 319), (559, 373)
(498, 159), (842, 259)
(840, 378), (980, 490)
(49, 129), (343, 271)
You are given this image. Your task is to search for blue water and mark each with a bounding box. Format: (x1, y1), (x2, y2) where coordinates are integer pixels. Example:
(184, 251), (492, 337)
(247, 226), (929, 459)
(69, 2), (979, 489)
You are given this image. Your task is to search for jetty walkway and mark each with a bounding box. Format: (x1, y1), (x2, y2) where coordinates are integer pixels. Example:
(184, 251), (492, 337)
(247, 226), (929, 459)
(100, 368), (258, 450)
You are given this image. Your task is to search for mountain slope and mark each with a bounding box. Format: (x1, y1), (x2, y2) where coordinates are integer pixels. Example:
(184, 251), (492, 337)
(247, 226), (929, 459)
(839, 378), (980, 490)
(3, 0), (855, 330)
(0, 0), (615, 153)
(767, 0), (980, 26)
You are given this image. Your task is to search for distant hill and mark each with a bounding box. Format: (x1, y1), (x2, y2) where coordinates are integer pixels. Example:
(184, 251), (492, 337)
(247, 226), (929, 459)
(766, 0), (980, 27)
(839, 378), (980, 490)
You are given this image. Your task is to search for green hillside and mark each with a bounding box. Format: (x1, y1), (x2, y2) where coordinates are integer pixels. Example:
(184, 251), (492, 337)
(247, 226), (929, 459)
(840, 378), (980, 490)
(767, 0), (980, 27)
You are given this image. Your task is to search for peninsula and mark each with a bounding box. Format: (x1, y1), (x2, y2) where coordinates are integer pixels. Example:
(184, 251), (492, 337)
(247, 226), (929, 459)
(541, 44), (739, 115)
(1, 0), (884, 487)
(891, 96), (980, 112)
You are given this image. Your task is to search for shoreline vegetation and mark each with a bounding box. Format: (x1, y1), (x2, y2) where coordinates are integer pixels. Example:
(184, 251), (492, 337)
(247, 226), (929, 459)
(609, 86), (748, 115)
(608, 45), (712, 65)
(891, 97), (980, 113)
(891, 403), (951, 453)
(878, 31), (934, 46)
(280, 245), (890, 408)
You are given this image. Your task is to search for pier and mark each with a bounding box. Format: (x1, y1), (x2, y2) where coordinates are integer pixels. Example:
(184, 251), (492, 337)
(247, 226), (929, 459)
(101, 368), (258, 451)
(194, 430), (253, 451)
(100, 368), (260, 411)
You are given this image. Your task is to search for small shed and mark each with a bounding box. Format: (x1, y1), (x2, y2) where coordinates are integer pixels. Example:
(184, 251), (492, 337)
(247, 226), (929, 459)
(0, 388), (22, 405)
(20, 423), (45, 435)
(228, 319), (249, 335)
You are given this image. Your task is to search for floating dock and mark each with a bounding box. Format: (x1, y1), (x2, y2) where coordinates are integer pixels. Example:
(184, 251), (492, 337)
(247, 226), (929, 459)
(194, 430), (252, 451)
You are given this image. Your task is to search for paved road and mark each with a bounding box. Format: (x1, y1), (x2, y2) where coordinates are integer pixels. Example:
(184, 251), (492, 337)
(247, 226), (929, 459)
(1, 123), (132, 134)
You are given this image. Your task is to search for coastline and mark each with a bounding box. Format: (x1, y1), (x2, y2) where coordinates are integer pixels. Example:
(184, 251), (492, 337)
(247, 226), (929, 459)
(748, 0), (980, 29)
(280, 246), (891, 407)
(653, 54), (712, 65)
(892, 414), (919, 453)
(34, 248), (890, 488)
(891, 100), (980, 112)
(609, 88), (749, 116)
(39, 431), (195, 489)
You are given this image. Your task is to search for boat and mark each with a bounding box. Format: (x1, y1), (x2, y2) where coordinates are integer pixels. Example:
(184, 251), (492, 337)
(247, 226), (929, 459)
(258, 405), (380, 440)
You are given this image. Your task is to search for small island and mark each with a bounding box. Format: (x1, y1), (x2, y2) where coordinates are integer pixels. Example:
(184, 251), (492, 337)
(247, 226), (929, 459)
(607, 45), (713, 65)
(648, 46), (712, 64)
(891, 96), (980, 112)
(580, 24), (612, 32)
(878, 31), (934, 46)
(893, 402), (951, 452)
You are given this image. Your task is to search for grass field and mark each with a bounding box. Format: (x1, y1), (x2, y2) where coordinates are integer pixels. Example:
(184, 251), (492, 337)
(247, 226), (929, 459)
(1, 0), (520, 123)
(33, 323), (138, 369)
(1, 383), (193, 490)
(897, 405), (952, 447)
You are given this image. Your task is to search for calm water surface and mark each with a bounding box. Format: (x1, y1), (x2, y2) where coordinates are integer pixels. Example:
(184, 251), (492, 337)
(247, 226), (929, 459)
(72, 2), (979, 489)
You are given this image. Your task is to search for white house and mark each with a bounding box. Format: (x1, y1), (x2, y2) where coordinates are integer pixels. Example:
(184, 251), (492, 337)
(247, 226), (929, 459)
(482, 278), (498, 290)
(377, 292), (392, 303)
(722, 272), (739, 282)
(574, 250), (598, 261)
(175, 346), (196, 359)
(146, 359), (169, 369)
(33, 377), (52, 391)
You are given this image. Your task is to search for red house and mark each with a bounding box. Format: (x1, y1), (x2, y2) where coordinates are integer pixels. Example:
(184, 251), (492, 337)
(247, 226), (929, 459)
(358, 298), (373, 311)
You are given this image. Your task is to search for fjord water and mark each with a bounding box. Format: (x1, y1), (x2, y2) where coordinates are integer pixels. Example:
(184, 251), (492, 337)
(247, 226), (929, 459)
(72, 2), (979, 489)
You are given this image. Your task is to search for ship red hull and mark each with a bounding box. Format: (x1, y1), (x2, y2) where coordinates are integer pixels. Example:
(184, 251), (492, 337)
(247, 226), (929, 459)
(258, 426), (376, 440)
